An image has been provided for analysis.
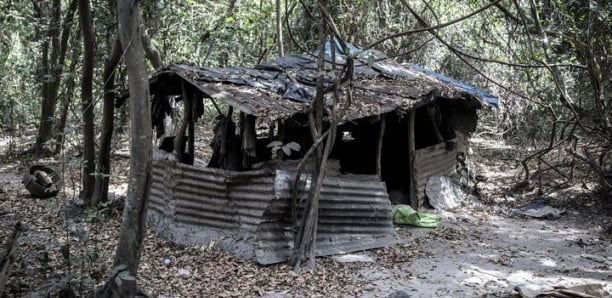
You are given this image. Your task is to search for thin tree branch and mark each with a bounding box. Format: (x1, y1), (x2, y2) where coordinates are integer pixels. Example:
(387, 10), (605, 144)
(364, 0), (501, 51)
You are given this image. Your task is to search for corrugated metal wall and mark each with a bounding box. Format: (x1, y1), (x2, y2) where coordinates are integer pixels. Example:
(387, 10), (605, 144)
(254, 170), (394, 264)
(151, 160), (275, 231)
(149, 160), (395, 264)
(414, 142), (457, 208)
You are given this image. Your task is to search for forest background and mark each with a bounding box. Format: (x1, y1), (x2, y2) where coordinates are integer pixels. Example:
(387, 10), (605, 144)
(1, 0), (610, 189)
(0, 0), (610, 296)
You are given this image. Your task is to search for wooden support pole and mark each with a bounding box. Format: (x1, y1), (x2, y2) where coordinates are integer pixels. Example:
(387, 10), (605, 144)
(175, 80), (191, 164)
(407, 110), (417, 209)
(427, 104), (444, 143)
(188, 92), (196, 163)
(268, 120), (275, 140)
(376, 115), (386, 180)
(276, 119), (285, 160)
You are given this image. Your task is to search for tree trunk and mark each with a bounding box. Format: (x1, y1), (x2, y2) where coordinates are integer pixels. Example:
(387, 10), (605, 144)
(78, 0), (96, 206)
(54, 36), (81, 154)
(92, 38), (122, 206)
(34, 0), (78, 154)
(96, 0), (151, 295)
(291, 2), (328, 271)
(276, 0), (284, 57)
(34, 0), (61, 154)
(140, 17), (164, 70)
(93, 20), (164, 205)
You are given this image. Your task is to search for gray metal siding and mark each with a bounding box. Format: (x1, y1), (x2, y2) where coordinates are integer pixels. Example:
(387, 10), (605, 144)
(149, 159), (395, 264)
(253, 170), (394, 264)
(414, 142), (457, 207)
(150, 160), (275, 232)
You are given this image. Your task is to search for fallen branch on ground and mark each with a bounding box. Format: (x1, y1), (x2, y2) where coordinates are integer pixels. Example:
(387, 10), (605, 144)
(0, 222), (23, 293)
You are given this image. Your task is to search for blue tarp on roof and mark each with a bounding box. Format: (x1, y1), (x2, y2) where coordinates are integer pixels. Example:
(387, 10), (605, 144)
(314, 40), (499, 107)
(319, 39), (361, 56)
(403, 63), (499, 107)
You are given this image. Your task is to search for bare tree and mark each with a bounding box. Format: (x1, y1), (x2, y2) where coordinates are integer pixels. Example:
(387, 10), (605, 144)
(92, 38), (122, 206)
(291, 0), (354, 271)
(276, 0), (284, 57)
(33, 0), (78, 154)
(78, 0), (96, 205)
(96, 0), (152, 295)
(92, 19), (163, 205)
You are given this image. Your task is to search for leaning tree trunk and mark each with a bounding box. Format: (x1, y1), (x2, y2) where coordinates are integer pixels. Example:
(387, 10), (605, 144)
(93, 19), (163, 205)
(78, 0), (96, 205)
(291, 1), (328, 271)
(140, 16), (164, 70)
(92, 38), (122, 206)
(96, 0), (151, 296)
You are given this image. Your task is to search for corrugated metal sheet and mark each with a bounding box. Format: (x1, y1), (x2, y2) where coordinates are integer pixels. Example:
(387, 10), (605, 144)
(414, 142), (457, 208)
(149, 159), (395, 264)
(254, 170), (394, 264)
(150, 159), (275, 231)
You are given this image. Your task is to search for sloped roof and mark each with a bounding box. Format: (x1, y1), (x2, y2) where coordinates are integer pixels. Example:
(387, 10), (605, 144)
(149, 51), (496, 121)
(403, 63), (499, 107)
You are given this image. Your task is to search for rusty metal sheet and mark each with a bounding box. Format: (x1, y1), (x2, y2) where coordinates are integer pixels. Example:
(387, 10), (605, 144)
(150, 159), (275, 231)
(229, 176), (276, 232)
(148, 159), (395, 264)
(414, 142), (457, 208)
(195, 83), (307, 121)
(253, 170), (394, 264)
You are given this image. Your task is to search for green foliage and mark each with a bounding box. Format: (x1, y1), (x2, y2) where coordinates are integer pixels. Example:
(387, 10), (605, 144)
(1, 0), (609, 188)
(85, 200), (112, 222)
(141, 0), (277, 67)
(0, 2), (45, 128)
(267, 141), (301, 157)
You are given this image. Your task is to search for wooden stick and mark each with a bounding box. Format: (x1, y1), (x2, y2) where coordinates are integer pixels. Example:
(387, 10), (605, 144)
(407, 110), (417, 209)
(376, 115), (386, 180)
(275, 120), (285, 160)
(188, 91), (196, 163)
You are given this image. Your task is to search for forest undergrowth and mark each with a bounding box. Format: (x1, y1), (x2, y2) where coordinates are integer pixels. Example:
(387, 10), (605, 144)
(1, 125), (610, 297)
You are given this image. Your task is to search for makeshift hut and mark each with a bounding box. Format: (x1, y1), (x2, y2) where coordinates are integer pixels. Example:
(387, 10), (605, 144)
(145, 44), (498, 264)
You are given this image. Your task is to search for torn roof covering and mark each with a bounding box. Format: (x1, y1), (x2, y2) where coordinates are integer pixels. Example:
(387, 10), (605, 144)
(150, 43), (498, 121)
(315, 39), (499, 107)
(403, 63), (499, 107)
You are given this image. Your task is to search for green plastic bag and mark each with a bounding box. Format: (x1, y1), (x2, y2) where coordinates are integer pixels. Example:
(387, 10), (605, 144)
(392, 204), (442, 228)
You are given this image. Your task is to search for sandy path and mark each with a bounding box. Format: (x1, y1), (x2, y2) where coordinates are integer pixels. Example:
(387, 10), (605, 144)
(357, 204), (612, 297)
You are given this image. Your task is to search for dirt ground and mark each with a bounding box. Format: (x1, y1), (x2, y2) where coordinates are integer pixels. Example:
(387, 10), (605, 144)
(1, 131), (611, 297)
(359, 201), (612, 297)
